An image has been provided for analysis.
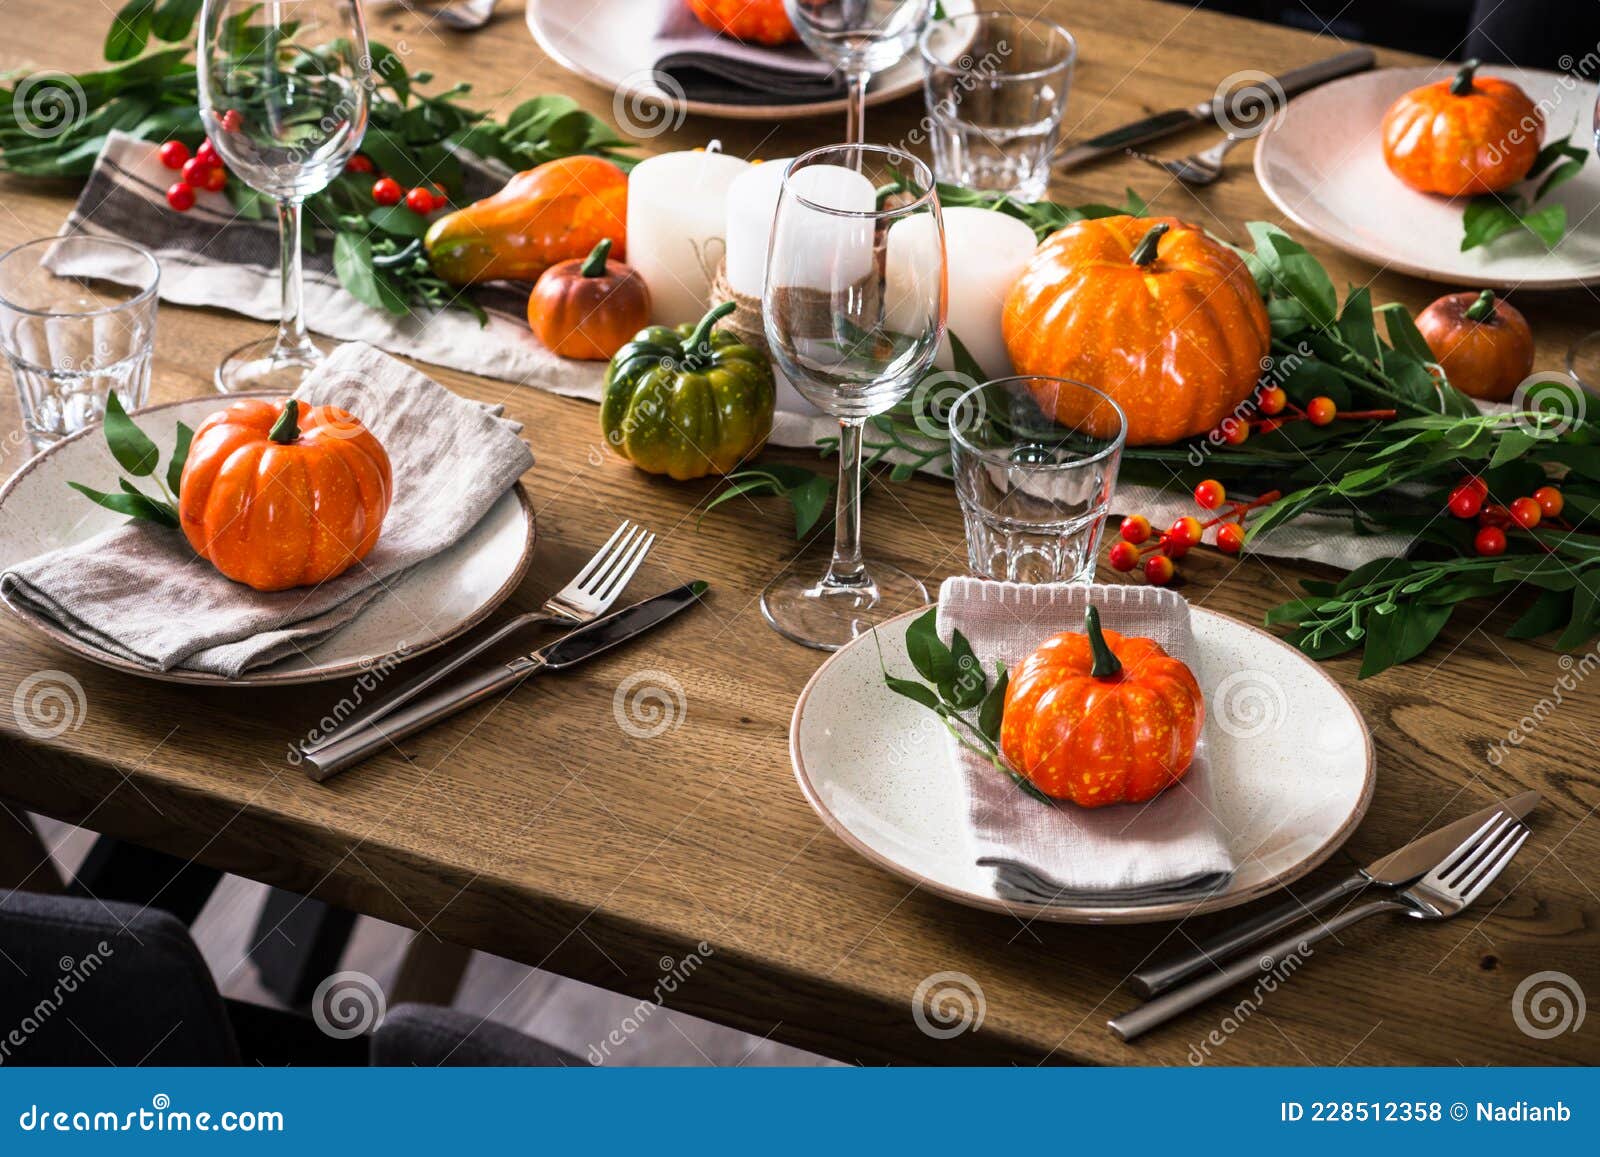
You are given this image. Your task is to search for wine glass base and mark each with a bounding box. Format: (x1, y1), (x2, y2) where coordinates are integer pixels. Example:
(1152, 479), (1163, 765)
(215, 333), (338, 394)
(760, 562), (929, 652)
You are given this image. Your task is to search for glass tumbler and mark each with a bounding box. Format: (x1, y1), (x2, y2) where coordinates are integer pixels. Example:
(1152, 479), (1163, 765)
(919, 13), (1076, 201)
(0, 236), (160, 453)
(949, 376), (1125, 583)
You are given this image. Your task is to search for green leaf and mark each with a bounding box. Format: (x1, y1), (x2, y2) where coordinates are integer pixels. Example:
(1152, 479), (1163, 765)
(786, 472), (833, 537)
(1337, 286), (1379, 363)
(366, 41), (410, 103)
(940, 629), (986, 710)
(333, 232), (407, 315)
(1555, 579), (1600, 651)
(67, 481), (177, 527)
(904, 608), (953, 686)
(167, 421), (192, 494)
(884, 675), (941, 711)
(977, 664), (1008, 744)
(366, 204), (432, 239)
(1461, 196), (1526, 251)
(1359, 601), (1453, 678)
(1506, 587), (1571, 640)
(149, 0), (201, 42)
(1520, 203), (1567, 247)
(105, 0), (155, 62)
(1537, 156), (1585, 202)
(1378, 302), (1435, 364)
(102, 390), (159, 476)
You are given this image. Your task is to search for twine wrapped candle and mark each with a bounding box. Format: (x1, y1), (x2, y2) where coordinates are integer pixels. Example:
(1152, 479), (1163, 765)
(626, 145), (750, 326)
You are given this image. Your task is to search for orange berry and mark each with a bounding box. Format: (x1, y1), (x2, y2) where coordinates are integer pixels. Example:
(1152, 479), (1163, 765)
(1307, 397), (1337, 426)
(1257, 386), (1287, 415)
(1144, 554), (1177, 585)
(1533, 486), (1564, 519)
(1119, 514), (1152, 544)
(1474, 526), (1507, 556)
(1194, 479), (1226, 510)
(1509, 496), (1541, 529)
(1107, 541), (1140, 572)
(1215, 522), (1247, 554)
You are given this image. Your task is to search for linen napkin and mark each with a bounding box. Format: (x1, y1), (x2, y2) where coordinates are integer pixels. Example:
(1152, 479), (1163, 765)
(652, 3), (843, 105)
(936, 577), (1234, 906)
(54, 132), (1411, 570)
(1, 342), (533, 677)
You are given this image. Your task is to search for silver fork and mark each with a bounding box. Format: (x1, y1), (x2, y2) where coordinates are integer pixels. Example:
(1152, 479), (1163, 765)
(1128, 133), (1248, 186)
(1108, 812), (1531, 1041)
(300, 521), (654, 756)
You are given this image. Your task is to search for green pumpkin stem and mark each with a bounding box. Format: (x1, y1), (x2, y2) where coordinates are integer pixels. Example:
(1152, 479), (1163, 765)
(580, 238), (613, 278)
(683, 301), (737, 368)
(1465, 288), (1497, 323)
(1085, 606), (1123, 679)
(268, 399), (300, 445)
(1130, 222), (1170, 268)
(1450, 59), (1480, 96)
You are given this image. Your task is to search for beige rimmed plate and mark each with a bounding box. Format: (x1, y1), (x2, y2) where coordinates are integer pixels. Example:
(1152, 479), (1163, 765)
(790, 605), (1374, 924)
(1254, 66), (1600, 289)
(0, 394), (535, 687)
(526, 0), (974, 122)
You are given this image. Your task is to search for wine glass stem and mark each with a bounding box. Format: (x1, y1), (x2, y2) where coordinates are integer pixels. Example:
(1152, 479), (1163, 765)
(824, 418), (868, 588)
(845, 70), (871, 146)
(274, 195), (317, 364)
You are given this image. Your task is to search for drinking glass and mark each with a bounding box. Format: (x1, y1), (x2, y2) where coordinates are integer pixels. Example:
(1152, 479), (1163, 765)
(0, 237), (160, 452)
(198, 0), (370, 392)
(949, 377), (1125, 583)
(761, 144), (946, 650)
(784, 0), (935, 145)
(1568, 86), (1600, 391)
(920, 13), (1076, 201)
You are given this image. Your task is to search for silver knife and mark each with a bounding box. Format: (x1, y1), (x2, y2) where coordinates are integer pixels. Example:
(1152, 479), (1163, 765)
(300, 581), (708, 782)
(1127, 789), (1540, 997)
(1054, 47), (1375, 171)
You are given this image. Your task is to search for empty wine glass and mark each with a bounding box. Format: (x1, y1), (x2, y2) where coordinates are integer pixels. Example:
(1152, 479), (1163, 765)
(1568, 86), (1600, 393)
(761, 144), (947, 650)
(784, 0), (936, 145)
(198, 0), (370, 392)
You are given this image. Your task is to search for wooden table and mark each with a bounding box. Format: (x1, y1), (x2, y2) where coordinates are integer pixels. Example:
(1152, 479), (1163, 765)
(1, 0), (1597, 1066)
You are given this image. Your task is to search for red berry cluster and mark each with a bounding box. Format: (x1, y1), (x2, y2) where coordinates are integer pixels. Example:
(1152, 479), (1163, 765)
(1448, 476), (1566, 557)
(1209, 386), (1397, 446)
(1106, 481), (1284, 585)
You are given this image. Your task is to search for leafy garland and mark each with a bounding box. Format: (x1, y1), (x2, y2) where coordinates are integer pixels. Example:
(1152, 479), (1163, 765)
(722, 187), (1600, 676)
(0, 1), (630, 319)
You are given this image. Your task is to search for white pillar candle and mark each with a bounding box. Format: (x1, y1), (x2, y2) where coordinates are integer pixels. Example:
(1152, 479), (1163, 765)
(723, 159), (794, 299)
(767, 164), (877, 291)
(934, 207), (1039, 381)
(882, 212), (947, 346)
(627, 147), (750, 327)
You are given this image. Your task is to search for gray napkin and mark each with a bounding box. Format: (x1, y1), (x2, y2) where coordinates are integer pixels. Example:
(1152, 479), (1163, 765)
(652, 3), (843, 105)
(1, 342), (533, 677)
(937, 577), (1234, 906)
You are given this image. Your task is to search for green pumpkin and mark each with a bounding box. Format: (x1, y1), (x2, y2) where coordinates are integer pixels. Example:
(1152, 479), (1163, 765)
(601, 302), (776, 481)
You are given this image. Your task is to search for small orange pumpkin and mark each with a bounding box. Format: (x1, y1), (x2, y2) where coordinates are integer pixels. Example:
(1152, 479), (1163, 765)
(1000, 607), (1205, 807)
(1415, 289), (1535, 401)
(179, 398), (392, 592)
(686, 0), (797, 45)
(1381, 60), (1541, 197)
(1002, 216), (1270, 446)
(527, 239), (652, 360)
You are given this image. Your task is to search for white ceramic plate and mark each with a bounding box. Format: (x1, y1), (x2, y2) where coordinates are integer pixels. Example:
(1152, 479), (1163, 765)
(790, 606), (1374, 923)
(0, 394), (535, 686)
(1255, 66), (1600, 289)
(527, 0), (973, 122)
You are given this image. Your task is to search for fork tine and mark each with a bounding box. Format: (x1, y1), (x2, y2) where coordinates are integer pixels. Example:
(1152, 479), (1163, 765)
(569, 521), (633, 590)
(584, 525), (646, 595)
(593, 531), (655, 603)
(1421, 812), (1502, 886)
(1458, 826), (1529, 907)
(1443, 814), (1517, 888)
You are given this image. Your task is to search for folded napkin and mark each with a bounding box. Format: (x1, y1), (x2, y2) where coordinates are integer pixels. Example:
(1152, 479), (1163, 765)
(937, 577), (1234, 906)
(652, 2), (844, 104)
(1, 343), (533, 677)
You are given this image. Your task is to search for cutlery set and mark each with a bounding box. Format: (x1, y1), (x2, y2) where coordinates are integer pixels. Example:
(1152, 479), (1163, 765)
(298, 521), (705, 781)
(1110, 792), (1537, 1040)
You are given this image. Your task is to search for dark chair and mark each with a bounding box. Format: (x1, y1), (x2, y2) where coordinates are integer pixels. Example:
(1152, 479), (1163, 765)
(370, 1004), (581, 1067)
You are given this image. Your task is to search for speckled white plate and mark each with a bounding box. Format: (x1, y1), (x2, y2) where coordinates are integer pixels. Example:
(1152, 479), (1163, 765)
(1255, 66), (1600, 289)
(527, 0), (974, 122)
(790, 605), (1374, 924)
(0, 394), (534, 686)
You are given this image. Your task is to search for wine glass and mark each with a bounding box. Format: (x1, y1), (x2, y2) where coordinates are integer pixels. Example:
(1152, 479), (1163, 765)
(784, 0), (936, 145)
(761, 144), (947, 650)
(198, 0), (370, 392)
(1569, 86), (1600, 392)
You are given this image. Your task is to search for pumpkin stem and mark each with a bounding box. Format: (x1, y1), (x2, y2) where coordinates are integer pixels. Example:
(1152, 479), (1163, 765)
(682, 300), (737, 368)
(1084, 606), (1123, 679)
(1130, 222), (1170, 268)
(580, 238), (613, 278)
(1465, 288), (1497, 323)
(268, 399), (300, 445)
(1450, 59), (1480, 96)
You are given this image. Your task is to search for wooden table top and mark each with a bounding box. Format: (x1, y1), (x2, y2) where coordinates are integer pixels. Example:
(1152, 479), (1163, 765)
(2, 0), (1597, 1067)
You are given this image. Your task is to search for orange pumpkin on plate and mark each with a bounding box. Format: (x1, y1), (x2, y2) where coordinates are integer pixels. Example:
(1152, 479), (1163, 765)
(1002, 216), (1270, 446)
(1000, 607), (1205, 807)
(179, 398), (393, 592)
(1381, 60), (1541, 196)
(686, 0), (798, 45)
(1415, 289), (1535, 401)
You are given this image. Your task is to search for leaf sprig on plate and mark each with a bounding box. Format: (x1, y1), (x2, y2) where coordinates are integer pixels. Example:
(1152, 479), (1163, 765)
(1460, 130), (1590, 252)
(66, 391), (192, 528)
(879, 609), (1047, 803)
